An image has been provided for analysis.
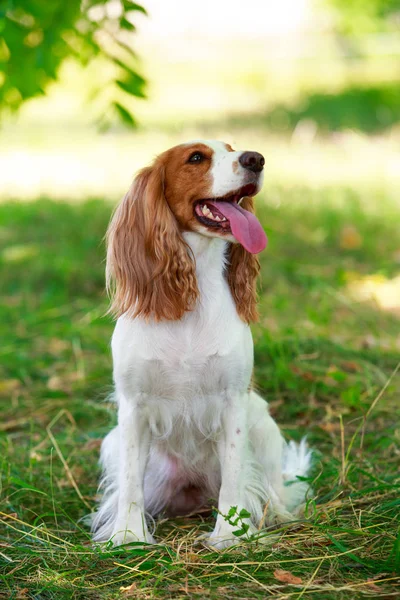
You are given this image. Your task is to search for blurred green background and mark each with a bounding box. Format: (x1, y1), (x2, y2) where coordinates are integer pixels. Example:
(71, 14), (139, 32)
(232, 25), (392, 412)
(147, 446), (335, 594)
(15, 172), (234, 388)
(1, 1), (400, 598)
(0, 0), (399, 201)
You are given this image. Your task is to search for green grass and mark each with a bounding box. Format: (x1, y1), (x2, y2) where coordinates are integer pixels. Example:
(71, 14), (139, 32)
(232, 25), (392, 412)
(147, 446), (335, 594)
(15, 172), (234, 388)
(1, 188), (400, 599)
(224, 82), (400, 134)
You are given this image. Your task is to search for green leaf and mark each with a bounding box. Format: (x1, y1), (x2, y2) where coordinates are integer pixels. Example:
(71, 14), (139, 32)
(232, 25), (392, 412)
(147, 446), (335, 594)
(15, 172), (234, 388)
(113, 102), (137, 127)
(120, 17), (137, 32)
(123, 1), (147, 15)
(226, 506), (237, 519)
(232, 524), (250, 537)
(10, 476), (47, 495)
(238, 509), (251, 519)
(116, 75), (146, 98)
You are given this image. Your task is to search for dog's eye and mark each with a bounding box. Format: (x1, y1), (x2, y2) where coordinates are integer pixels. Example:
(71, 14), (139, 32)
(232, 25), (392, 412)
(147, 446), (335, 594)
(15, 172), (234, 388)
(188, 152), (204, 164)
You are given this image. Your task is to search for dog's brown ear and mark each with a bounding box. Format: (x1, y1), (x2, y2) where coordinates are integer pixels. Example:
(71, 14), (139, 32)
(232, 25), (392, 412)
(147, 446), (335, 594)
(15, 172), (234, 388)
(226, 196), (260, 323)
(106, 163), (198, 321)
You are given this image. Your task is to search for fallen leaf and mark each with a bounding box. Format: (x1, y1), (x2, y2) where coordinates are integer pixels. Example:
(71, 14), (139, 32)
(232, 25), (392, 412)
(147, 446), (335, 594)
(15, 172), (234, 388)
(274, 569), (303, 585)
(342, 361), (362, 372)
(290, 365), (316, 381)
(339, 225), (362, 249)
(3, 512), (18, 520)
(184, 551), (203, 563)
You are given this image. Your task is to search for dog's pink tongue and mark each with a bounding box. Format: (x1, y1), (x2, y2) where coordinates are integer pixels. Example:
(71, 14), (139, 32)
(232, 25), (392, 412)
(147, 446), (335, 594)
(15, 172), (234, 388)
(208, 201), (267, 254)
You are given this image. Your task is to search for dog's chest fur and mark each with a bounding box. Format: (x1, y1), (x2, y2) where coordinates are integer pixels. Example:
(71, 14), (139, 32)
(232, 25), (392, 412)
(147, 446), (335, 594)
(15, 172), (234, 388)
(111, 237), (254, 448)
(113, 283), (253, 398)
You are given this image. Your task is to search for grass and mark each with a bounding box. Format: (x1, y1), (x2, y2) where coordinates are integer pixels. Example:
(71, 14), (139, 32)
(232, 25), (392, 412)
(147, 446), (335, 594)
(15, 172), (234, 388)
(225, 82), (400, 134)
(0, 186), (400, 599)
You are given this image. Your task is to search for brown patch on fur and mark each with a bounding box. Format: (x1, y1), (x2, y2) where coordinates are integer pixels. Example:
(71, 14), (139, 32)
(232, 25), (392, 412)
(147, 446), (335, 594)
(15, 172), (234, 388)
(226, 196), (260, 324)
(232, 160), (239, 174)
(225, 143), (235, 152)
(162, 143), (213, 232)
(106, 143), (217, 321)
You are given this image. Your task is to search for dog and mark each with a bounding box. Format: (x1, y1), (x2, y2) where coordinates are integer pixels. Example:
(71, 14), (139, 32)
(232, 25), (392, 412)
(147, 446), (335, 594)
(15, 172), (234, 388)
(90, 140), (312, 549)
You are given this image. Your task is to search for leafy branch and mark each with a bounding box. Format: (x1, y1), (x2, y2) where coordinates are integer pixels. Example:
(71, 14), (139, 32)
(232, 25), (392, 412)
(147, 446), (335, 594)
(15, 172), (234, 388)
(0, 0), (147, 126)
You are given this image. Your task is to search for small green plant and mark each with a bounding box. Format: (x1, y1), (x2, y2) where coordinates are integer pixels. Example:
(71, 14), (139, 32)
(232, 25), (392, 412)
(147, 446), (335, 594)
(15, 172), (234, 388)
(221, 506), (253, 538)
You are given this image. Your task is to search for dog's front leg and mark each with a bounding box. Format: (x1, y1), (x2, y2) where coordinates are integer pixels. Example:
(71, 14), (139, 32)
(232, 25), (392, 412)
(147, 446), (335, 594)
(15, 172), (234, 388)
(208, 391), (253, 549)
(110, 393), (155, 546)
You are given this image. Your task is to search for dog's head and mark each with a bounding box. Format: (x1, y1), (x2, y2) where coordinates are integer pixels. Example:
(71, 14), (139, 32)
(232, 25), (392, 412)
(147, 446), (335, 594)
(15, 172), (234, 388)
(107, 140), (267, 322)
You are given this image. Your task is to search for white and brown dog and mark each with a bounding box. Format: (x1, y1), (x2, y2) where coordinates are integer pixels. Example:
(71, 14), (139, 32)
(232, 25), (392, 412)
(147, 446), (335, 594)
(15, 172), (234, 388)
(91, 140), (311, 549)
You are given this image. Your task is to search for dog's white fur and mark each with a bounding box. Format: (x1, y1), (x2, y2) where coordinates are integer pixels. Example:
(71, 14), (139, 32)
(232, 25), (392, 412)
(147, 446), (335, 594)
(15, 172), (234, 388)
(90, 141), (312, 548)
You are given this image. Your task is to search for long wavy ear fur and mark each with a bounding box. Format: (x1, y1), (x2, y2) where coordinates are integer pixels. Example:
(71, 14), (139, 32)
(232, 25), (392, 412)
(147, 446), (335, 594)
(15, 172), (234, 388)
(106, 163), (198, 321)
(226, 196), (261, 323)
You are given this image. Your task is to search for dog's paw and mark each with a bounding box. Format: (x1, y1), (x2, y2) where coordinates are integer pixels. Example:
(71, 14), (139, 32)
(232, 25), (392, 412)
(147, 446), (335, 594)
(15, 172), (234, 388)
(206, 532), (240, 550)
(110, 528), (156, 547)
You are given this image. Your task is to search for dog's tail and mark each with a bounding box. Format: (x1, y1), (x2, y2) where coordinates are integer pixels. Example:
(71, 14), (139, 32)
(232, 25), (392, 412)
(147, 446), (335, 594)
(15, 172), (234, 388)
(282, 438), (313, 514)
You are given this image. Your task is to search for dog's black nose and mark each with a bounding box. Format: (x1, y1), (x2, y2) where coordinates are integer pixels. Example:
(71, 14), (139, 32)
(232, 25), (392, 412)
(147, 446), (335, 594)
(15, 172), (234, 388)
(239, 151), (265, 173)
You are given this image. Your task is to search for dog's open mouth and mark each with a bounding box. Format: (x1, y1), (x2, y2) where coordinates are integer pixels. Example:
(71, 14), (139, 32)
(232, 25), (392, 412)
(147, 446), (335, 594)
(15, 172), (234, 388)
(194, 183), (267, 254)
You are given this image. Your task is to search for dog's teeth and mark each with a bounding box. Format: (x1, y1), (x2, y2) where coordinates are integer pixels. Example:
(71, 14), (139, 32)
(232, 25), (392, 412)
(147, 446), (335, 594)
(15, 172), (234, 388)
(200, 205), (223, 221)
